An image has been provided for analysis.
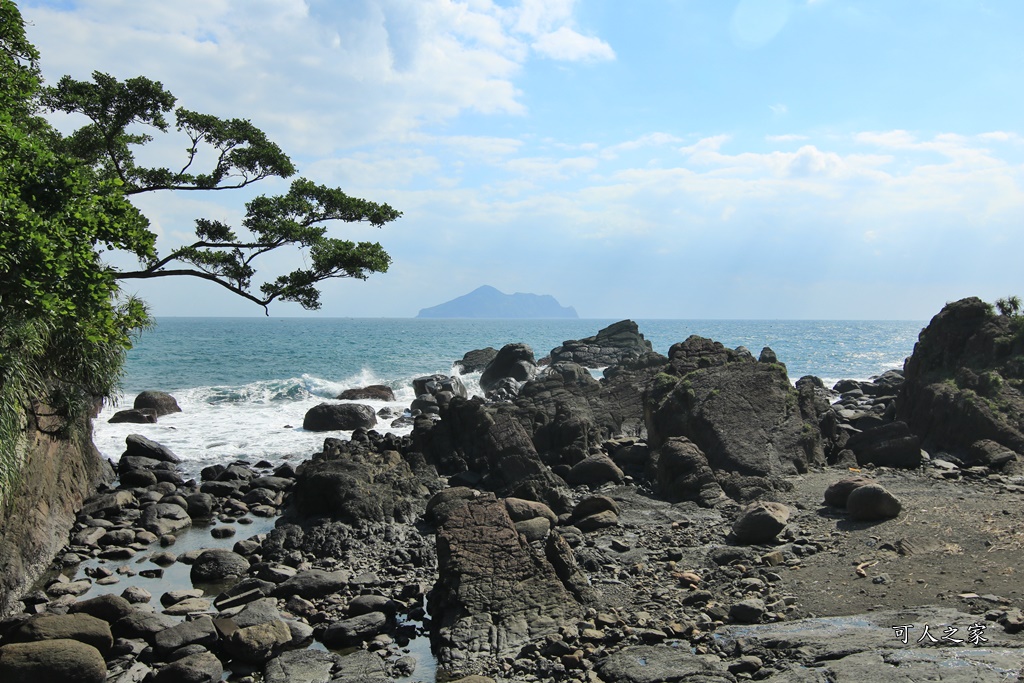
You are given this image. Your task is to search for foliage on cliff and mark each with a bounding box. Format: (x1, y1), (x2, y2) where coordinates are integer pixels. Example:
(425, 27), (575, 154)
(0, 0), (401, 503)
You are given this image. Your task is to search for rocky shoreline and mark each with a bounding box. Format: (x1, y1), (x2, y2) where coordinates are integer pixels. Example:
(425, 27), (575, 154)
(1, 298), (1022, 682)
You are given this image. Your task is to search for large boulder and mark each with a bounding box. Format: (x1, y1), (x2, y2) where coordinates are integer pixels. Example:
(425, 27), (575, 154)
(646, 437), (727, 507)
(337, 385), (395, 401)
(898, 297), (1024, 463)
(288, 446), (426, 525)
(8, 613), (112, 653)
(548, 319), (653, 368)
(846, 421), (921, 468)
(846, 483), (902, 521)
(190, 549), (250, 583)
(454, 347), (499, 373)
(480, 343), (537, 396)
(152, 651), (222, 683)
(732, 501), (791, 544)
(0, 639), (106, 683)
(124, 434), (180, 464)
(645, 337), (824, 499)
(430, 496), (581, 676)
(514, 363), (607, 468)
(140, 502), (192, 536)
(413, 397), (571, 514)
(302, 403), (376, 431)
(133, 390), (181, 417)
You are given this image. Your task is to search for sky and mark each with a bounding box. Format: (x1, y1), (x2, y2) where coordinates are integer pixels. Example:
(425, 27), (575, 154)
(18, 0), (1024, 319)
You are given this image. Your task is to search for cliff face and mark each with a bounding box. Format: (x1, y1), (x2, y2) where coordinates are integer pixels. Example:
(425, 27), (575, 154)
(0, 403), (113, 617)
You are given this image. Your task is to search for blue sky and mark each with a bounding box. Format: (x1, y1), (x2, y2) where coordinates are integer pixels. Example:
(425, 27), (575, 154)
(20, 0), (1024, 319)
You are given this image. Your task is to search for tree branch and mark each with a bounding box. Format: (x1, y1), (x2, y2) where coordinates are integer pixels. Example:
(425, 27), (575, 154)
(115, 268), (274, 315)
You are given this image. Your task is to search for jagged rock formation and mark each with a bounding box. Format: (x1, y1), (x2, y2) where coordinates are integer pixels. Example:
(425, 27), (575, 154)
(897, 296), (1024, 466)
(644, 336), (824, 501)
(548, 319), (653, 368)
(287, 434), (436, 525)
(412, 398), (571, 514)
(429, 494), (581, 676)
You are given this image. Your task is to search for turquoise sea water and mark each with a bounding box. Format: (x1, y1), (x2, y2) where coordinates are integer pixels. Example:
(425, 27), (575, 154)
(92, 318), (926, 475)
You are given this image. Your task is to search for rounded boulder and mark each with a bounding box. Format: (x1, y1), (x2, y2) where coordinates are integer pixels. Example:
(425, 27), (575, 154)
(190, 549), (250, 583)
(302, 403), (376, 432)
(0, 639), (106, 683)
(846, 483), (902, 521)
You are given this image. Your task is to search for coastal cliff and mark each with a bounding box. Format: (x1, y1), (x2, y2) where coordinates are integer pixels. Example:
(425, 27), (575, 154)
(0, 403), (112, 617)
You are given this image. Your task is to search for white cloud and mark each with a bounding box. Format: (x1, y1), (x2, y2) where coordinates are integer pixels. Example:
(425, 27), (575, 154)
(22, 0), (613, 158)
(531, 27), (615, 62)
(766, 134), (809, 142)
(769, 103), (789, 116)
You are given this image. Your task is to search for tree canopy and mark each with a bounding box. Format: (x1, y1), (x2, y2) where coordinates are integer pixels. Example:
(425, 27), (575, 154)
(40, 68), (401, 313)
(0, 0), (401, 468)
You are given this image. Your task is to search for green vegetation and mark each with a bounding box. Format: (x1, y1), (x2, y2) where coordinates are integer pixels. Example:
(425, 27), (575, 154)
(995, 296), (1022, 318)
(0, 0), (401, 505)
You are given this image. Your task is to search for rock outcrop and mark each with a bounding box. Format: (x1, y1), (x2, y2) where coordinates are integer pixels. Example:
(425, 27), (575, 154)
(301, 403), (377, 432)
(898, 297), (1024, 467)
(0, 404), (113, 617)
(480, 343), (538, 398)
(548, 319), (654, 368)
(430, 495), (581, 676)
(645, 336), (824, 500)
(413, 397), (571, 513)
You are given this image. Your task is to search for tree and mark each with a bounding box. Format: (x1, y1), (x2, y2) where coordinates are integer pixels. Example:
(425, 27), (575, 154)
(995, 296), (1022, 318)
(0, 0), (401, 477)
(41, 71), (401, 313)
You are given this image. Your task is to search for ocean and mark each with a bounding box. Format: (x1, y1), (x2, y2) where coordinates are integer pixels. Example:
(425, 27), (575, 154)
(91, 318), (926, 477)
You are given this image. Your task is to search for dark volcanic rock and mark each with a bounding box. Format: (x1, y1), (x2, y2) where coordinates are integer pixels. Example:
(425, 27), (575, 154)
(454, 347), (499, 373)
(133, 390), (182, 416)
(480, 343), (538, 396)
(108, 409), (157, 424)
(823, 476), (877, 508)
(846, 421), (921, 468)
(152, 651), (222, 683)
(846, 483), (902, 521)
(9, 613), (113, 653)
(430, 496), (581, 675)
(338, 385), (395, 401)
(0, 639), (107, 683)
(124, 434), (181, 464)
(414, 397), (571, 513)
(646, 338), (824, 499)
(898, 297), (1024, 462)
(190, 549), (250, 583)
(732, 501), (790, 544)
(288, 443), (428, 524)
(320, 612), (388, 648)
(548, 319), (654, 368)
(646, 437), (727, 507)
(302, 403), (377, 432)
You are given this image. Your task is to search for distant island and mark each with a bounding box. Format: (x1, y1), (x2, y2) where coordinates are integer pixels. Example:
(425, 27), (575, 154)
(416, 285), (579, 319)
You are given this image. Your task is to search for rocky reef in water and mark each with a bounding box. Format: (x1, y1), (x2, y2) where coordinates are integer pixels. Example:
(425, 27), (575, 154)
(1, 304), (1023, 682)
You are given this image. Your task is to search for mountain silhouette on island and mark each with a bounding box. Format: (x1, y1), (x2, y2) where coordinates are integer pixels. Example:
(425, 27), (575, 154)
(416, 285), (578, 319)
